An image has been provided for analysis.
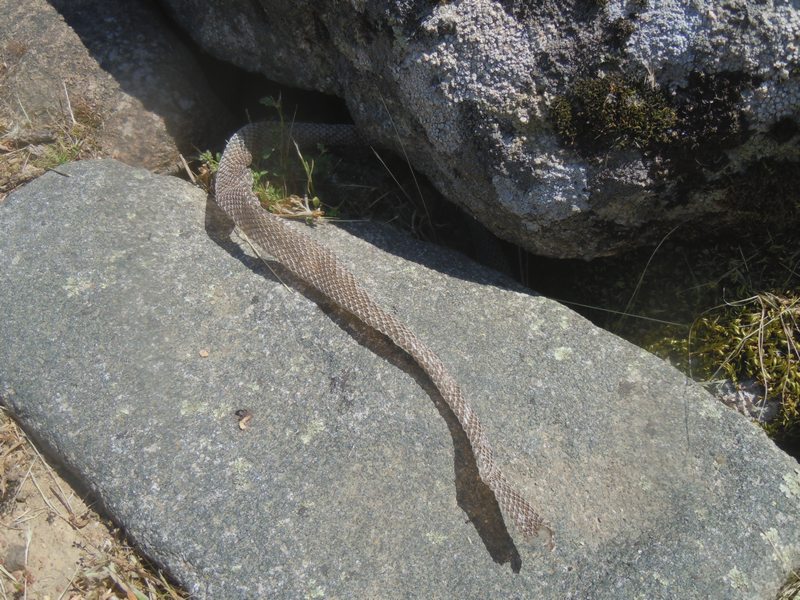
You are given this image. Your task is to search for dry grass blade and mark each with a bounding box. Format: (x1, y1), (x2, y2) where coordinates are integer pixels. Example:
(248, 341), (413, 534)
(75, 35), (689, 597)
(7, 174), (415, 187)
(377, 93), (432, 238)
(615, 224), (680, 328)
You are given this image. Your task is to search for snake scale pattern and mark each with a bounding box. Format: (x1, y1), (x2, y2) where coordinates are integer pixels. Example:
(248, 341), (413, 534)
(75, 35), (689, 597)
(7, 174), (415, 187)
(214, 122), (550, 543)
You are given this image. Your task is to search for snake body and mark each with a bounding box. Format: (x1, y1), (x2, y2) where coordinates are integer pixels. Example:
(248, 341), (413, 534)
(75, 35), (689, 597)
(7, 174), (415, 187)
(214, 122), (549, 542)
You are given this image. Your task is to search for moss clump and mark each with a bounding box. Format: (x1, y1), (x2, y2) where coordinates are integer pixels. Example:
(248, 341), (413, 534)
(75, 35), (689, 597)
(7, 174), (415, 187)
(689, 292), (800, 434)
(550, 95), (578, 141)
(551, 73), (678, 151)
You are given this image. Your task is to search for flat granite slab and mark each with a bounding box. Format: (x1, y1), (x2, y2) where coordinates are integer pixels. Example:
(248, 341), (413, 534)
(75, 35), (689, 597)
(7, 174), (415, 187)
(1, 160), (799, 598)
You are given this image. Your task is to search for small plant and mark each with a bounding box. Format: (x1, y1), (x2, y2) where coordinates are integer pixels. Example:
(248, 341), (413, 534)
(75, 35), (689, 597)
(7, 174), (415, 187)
(254, 96), (331, 220)
(198, 96), (328, 223)
(35, 130), (85, 168)
(194, 149), (220, 192)
(197, 149), (220, 173)
(35, 94), (101, 170)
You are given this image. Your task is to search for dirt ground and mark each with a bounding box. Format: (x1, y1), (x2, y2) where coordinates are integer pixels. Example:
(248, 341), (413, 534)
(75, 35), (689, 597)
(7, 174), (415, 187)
(0, 408), (185, 600)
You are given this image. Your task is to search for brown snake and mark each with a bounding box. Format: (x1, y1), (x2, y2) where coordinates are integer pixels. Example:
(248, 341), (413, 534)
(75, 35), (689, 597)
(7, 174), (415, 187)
(214, 122), (551, 543)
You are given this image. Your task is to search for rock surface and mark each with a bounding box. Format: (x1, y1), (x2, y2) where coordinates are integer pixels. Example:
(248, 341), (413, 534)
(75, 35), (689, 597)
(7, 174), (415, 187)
(157, 0), (800, 258)
(0, 0), (233, 174)
(1, 160), (799, 598)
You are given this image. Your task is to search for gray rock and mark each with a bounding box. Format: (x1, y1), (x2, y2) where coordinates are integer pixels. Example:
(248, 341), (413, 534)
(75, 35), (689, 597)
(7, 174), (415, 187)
(1, 160), (799, 598)
(0, 0), (233, 174)
(157, 0), (800, 258)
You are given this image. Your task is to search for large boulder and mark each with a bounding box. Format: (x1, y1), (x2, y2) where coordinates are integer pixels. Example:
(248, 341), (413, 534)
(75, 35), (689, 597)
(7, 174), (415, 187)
(157, 0), (800, 258)
(1, 159), (799, 597)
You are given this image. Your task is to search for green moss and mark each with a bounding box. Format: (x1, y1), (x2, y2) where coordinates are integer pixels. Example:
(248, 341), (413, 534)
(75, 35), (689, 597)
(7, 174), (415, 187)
(551, 73), (677, 150)
(549, 95), (577, 141)
(687, 292), (800, 433)
(673, 71), (749, 157)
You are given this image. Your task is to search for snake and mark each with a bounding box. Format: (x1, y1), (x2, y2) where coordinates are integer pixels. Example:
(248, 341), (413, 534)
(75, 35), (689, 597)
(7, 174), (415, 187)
(214, 122), (551, 544)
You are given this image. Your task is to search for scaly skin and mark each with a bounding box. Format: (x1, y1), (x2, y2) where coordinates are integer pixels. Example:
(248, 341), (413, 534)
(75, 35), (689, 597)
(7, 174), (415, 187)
(214, 122), (552, 544)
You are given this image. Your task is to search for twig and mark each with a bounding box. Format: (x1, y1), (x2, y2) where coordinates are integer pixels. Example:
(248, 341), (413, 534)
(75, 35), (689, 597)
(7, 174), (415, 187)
(23, 527), (32, 568)
(10, 462), (34, 505)
(756, 295), (771, 421)
(56, 566), (80, 600)
(8, 510), (41, 528)
(159, 570), (184, 600)
(179, 153), (196, 184)
(51, 484), (90, 528)
(49, 485), (76, 517)
(25, 435), (72, 504)
(26, 437), (75, 515)
(15, 94), (31, 125)
(105, 563), (142, 599)
(28, 471), (64, 518)
(0, 564), (18, 584)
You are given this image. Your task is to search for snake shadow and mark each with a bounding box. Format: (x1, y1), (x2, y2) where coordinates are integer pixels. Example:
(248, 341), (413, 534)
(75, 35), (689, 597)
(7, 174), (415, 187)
(204, 196), (523, 572)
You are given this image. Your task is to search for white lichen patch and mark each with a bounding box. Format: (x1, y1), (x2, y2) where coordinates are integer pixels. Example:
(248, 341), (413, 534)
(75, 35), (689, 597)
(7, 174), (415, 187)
(761, 528), (786, 564)
(62, 275), (95, 297)
(553, 346), (573, 361)
(305, 579), (325, 599)
(425, 531), (447, 545)
(651, 571), (671, 587)
(492, 154), (590, 223)
(780, 468), (800, 503)
(725, 566), (749, 591)
(300, 417), (326, 445)
(761, 527), (795, 569)
(179, 398), (207, 416)
(231, 456), (253, 491)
